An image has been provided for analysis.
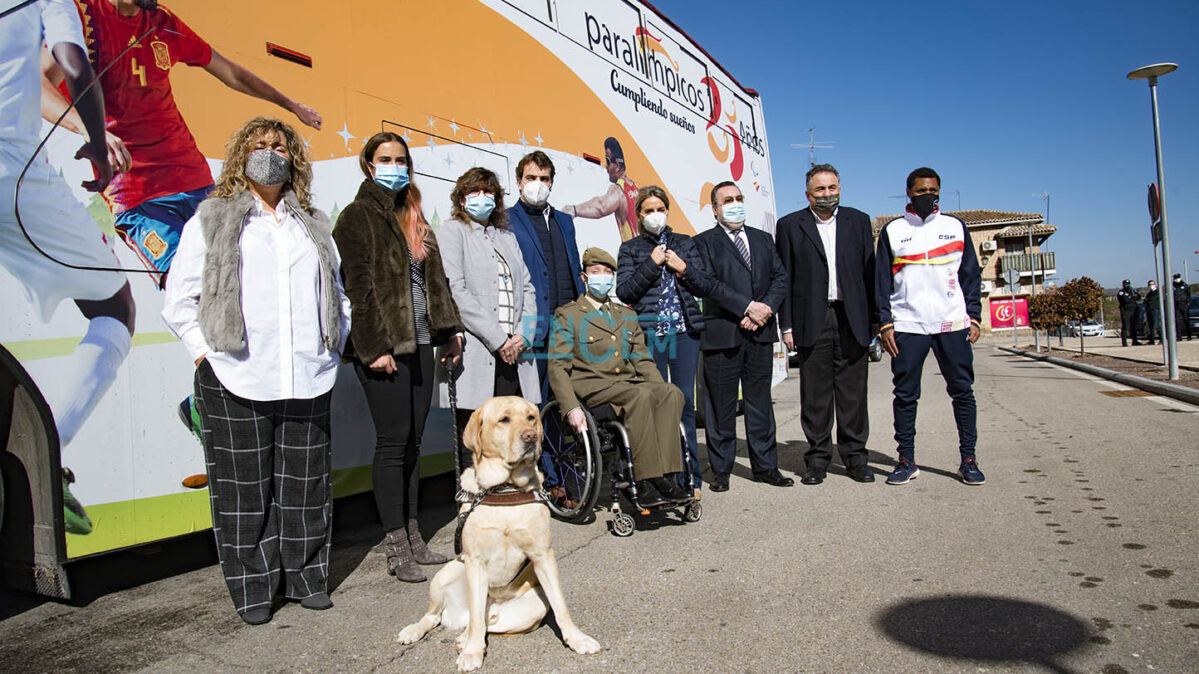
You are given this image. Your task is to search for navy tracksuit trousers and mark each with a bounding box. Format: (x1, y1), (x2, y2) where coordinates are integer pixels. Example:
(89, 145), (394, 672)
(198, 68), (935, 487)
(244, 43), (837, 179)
(891, 329), (977, 461)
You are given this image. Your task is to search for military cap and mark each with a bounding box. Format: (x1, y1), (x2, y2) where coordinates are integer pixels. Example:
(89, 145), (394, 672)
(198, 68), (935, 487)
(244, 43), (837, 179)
(581, 247), (617, 271)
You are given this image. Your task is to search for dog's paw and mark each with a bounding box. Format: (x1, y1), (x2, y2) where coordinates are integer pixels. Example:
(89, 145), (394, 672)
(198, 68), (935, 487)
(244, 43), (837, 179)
(565, 631), (601, 655)
(395, 624), (424, 645)
(456, 650), (485, 672)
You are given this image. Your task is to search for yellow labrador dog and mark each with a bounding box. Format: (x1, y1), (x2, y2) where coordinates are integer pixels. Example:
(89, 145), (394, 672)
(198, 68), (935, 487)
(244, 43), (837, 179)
(396, 396), (600, 672)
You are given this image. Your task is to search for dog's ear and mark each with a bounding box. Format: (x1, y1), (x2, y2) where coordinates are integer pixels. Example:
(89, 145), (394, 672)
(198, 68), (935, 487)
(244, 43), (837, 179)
(463, 407), (483, 457)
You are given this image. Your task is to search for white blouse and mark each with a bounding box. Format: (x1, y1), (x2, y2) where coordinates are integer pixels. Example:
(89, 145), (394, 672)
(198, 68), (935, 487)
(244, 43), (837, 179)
(162, 196), (351, 401)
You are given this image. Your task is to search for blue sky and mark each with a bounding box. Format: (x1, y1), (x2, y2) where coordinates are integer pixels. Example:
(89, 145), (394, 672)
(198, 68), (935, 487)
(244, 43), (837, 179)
(652, 0), (1199, 288)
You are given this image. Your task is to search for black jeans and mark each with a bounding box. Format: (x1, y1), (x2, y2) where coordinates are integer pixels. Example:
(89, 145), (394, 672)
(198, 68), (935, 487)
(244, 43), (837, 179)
(355, 345), (434, 532)
(455, 357), (522, 469)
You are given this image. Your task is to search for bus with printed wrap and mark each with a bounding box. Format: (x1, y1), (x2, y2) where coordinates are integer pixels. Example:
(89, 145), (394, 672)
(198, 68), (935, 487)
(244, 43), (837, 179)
(0, 0), (778, 598)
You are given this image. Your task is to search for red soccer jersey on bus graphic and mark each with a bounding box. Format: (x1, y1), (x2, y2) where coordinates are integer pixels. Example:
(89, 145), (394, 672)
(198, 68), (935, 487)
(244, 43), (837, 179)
(69, 0), (214, 214)
(617, 176), (639, 241)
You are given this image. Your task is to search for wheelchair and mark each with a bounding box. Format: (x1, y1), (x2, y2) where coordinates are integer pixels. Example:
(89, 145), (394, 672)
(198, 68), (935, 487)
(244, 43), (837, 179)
(538, 400), (702, 537)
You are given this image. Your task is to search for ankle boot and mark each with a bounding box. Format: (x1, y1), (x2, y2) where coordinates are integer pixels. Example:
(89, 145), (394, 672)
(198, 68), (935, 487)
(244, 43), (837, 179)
(383, 528), (426, 583)
(407, 519), (450, 565)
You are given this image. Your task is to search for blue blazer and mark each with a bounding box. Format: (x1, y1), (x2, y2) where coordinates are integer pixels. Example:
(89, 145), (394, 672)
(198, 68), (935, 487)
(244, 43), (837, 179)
(507, 203), (585, 342)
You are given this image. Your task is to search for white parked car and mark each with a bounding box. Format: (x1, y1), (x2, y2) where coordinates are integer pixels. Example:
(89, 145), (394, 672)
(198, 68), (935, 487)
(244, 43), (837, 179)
(1069, 320), (1104, 338)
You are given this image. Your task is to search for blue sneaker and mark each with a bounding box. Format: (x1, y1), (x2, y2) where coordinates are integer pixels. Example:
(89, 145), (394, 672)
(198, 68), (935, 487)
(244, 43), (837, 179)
(959, 456), (986, 485)
(886, 458), (920, 485)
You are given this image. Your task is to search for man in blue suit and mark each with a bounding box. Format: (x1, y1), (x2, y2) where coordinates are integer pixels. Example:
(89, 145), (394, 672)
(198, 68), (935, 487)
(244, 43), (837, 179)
(508, 151), (585, 398)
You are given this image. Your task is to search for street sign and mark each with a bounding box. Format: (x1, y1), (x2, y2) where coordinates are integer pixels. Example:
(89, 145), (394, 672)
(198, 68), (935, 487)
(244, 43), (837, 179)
(1148, 183), (1161, 223)
(1004, 267), (1021, 289)
(1152, 220), (1163, 245)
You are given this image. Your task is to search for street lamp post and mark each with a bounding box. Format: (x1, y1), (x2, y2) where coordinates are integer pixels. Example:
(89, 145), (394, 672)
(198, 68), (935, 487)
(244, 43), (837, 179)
(1127, 62), (1179, 380)
(1031, 192), (1050, 352)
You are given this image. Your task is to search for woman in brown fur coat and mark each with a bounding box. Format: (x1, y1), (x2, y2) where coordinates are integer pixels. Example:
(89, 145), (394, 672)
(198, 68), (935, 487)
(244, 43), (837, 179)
(333, 132), (464, 583)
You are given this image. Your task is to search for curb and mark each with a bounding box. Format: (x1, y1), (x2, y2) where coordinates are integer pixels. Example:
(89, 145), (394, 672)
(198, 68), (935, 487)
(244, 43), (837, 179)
(999, 346), (1199, 407)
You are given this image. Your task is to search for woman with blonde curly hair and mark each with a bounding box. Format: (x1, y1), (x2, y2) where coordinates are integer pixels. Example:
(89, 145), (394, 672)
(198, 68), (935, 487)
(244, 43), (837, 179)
(333, 132), (464, 583)
(162, 117), (352, 624)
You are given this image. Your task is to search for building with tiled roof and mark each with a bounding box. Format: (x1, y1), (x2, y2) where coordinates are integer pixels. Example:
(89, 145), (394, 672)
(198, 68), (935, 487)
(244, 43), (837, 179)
(872, 210), (1058, 332)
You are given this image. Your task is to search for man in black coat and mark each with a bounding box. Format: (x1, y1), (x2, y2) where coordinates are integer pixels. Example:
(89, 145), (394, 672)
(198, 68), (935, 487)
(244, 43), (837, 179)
(775, 164), (876, 485)
(693, 181), (791, 491)
(1144, 279), (1162, 346)
(1117, 280), (1142, 347)
(1174, 274), (1193, 341)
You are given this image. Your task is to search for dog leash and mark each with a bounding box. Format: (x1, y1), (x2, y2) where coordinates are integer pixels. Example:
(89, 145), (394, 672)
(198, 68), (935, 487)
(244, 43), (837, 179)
(446, 358), (461, 494)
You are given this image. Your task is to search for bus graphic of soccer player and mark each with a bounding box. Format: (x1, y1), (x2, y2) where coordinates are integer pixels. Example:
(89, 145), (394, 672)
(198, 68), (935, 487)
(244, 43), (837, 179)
(41, 0), (322, 289)
(2, 0), (134, 536)
(41, 0), (322, 441)
(561, 136), (640, 242)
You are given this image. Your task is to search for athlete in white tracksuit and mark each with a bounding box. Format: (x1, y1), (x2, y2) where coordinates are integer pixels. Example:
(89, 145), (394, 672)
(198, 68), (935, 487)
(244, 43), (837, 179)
(875, 167), (984, 486)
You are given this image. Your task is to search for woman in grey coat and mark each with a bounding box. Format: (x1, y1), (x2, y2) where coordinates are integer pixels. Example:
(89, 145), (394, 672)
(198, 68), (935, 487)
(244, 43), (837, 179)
(436, 167), (540, 465)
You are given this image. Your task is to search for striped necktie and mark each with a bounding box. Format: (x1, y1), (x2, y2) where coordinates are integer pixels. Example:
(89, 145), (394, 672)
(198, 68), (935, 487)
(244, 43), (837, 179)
(732, 228), (752, 271)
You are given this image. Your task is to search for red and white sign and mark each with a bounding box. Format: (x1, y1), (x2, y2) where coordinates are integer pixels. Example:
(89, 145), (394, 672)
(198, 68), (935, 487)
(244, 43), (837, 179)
(990, 297), (1029, 328)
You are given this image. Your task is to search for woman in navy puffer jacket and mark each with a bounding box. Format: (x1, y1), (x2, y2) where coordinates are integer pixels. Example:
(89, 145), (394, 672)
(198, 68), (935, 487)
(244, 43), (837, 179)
(616, 185), (713, 497)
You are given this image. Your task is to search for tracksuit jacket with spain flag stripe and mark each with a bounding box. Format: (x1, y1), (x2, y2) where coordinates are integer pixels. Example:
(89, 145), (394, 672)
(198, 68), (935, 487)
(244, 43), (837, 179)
(875, 209), (982, 335)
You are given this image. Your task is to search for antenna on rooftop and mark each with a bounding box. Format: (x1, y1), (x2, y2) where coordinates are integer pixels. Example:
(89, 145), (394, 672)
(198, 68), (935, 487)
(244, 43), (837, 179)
(790, 128), (835, 167)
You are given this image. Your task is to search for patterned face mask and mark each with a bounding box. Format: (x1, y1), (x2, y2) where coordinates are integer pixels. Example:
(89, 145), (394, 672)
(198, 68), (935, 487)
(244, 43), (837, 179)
(245, 149), (291, 187)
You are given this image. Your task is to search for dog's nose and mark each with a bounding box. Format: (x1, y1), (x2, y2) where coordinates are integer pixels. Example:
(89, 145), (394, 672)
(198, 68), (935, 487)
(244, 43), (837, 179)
(521, 428), (537, 444)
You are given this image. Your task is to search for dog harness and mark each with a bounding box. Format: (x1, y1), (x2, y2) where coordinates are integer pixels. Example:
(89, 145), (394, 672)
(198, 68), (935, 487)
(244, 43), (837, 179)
(454, 484), (547, 556)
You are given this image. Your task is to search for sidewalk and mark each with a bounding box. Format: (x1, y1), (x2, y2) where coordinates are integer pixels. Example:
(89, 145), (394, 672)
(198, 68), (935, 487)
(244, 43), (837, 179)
(1010, 333), (1199, 369)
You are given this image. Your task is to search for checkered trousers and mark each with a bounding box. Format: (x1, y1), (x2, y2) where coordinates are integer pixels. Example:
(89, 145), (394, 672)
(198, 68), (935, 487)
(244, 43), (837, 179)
(193, 360), (333, 614)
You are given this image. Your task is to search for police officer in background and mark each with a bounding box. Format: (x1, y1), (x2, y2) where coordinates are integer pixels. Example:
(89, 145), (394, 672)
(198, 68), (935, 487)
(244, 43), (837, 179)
(1117, 280), (1141, 347)
(1143, 279), (1162, 346)
(1174, 274), (1193, 341)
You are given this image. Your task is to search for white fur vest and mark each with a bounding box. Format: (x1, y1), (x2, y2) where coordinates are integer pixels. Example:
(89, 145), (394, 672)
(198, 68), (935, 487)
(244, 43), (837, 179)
(195, 189), (342, 353)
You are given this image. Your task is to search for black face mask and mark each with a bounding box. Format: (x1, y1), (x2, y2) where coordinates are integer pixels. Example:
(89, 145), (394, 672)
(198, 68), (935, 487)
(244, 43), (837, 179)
(909, 193), (939, 219)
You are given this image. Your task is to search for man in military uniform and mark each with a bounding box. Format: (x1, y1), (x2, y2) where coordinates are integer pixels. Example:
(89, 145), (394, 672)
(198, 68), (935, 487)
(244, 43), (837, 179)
(1173, 274), (1193, 342)
(547, 248), (687, 506)
(1144, 279), (1162, 346)
(1117, 280), (1141, 347)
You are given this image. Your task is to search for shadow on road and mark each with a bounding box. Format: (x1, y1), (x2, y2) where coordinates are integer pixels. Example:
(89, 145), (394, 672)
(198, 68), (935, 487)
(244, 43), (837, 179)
(875, 594), (1092, 674)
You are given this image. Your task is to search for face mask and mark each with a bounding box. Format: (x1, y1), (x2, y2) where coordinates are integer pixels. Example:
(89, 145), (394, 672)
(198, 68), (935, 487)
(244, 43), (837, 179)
(811, 194), (839, 213)
(373, 164), (409, 192)
(586, 273), (614, 299)
(642, 211), (668, 235)
(521, 180), (551, 207)
(245, 149), (291, 187)
(464, 193), (496, 222)
(910, 193), (939, 219)
(1149, 284), (1157, 291)
(721, 201), (747, 225)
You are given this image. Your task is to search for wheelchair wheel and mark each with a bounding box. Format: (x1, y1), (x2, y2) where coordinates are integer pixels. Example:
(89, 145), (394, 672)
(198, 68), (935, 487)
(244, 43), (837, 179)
(684, 501), (702, 523)
(539, 401), (602, 523)
(612, 513), (636, 537)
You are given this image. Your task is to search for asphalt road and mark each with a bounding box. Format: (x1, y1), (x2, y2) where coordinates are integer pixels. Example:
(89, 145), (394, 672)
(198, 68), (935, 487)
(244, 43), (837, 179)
(2, 339), (1198, 673)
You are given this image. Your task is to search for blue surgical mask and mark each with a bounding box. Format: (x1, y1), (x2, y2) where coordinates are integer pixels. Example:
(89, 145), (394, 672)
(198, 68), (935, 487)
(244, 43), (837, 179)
(586, 273), (614, 299)
(464, 193), (496, 222)
(721, 202), (747, 224)
(373, 164), (409, 192)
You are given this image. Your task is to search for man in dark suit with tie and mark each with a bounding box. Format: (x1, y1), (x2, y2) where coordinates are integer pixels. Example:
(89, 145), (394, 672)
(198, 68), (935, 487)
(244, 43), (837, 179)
(775, 164), (876, 485)
(693, 181), (792, 491)
(507, 151), (585, 397)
